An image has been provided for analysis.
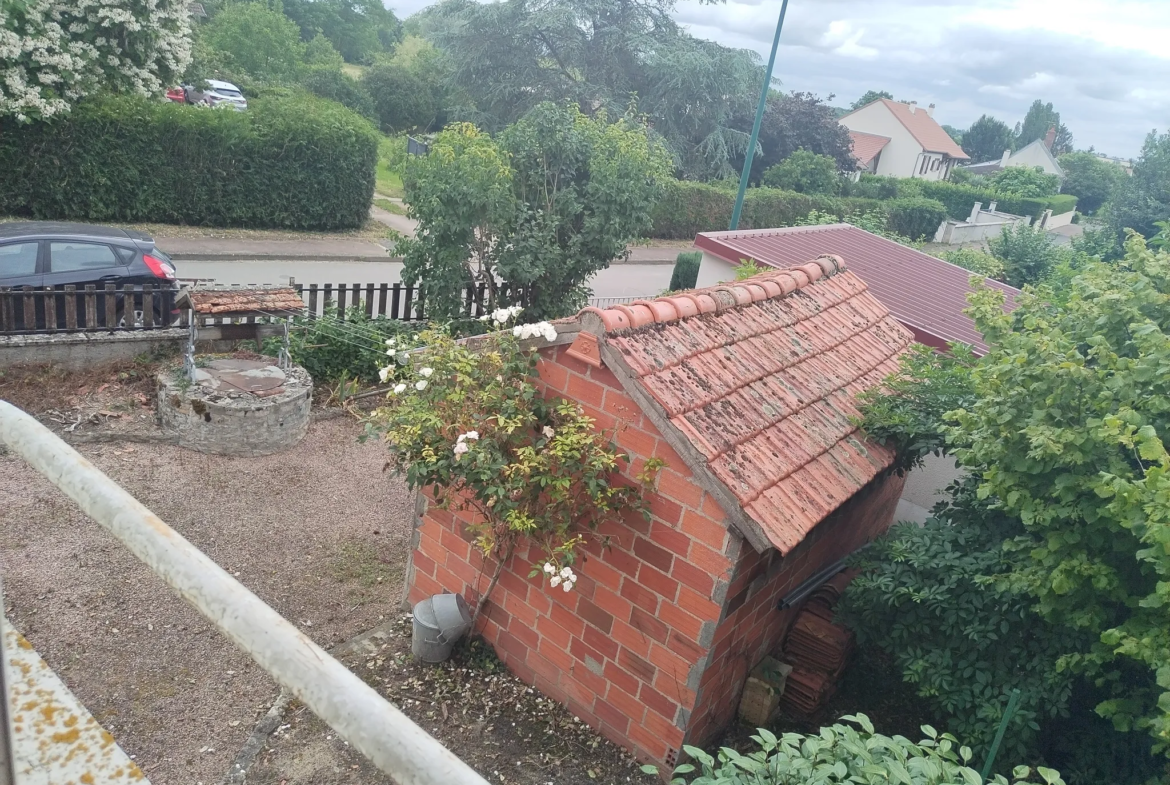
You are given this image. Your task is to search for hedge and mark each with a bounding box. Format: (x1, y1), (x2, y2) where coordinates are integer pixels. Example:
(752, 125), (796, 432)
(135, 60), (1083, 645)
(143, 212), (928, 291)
(885, 197), (947, 240)
(0, 94), (379, 230)
(648, 180), (944, 241)
(916, 180), (1075, 222)
(1045, 194), (1078, 216)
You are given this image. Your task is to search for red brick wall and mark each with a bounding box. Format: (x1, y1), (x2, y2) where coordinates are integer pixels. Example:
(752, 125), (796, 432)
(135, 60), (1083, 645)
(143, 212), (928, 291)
(684, 470), (906, 746)
(406, 345), (739, 765)
(406, 342), (906, 764)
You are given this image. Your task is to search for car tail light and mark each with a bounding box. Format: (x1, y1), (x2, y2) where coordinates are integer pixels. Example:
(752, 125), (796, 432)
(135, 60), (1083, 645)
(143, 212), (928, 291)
(143, 253), (176, 280)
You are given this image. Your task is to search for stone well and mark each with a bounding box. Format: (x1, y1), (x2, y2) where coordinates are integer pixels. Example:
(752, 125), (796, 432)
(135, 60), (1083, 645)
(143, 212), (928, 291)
(157, 358), (312, 456)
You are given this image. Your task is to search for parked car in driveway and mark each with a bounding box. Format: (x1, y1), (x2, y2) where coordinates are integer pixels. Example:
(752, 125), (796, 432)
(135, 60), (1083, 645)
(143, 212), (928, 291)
(0, 222), (181, 330)
(182, 79), (247, 110)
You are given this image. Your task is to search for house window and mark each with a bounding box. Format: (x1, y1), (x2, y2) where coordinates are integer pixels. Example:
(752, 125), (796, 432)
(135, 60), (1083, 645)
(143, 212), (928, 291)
(930, 158), (940, 171)
(919, 156), (929, 175)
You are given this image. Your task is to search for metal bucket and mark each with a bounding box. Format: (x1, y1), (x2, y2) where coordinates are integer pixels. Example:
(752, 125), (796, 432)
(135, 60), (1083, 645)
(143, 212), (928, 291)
(411, 593), (472, 663)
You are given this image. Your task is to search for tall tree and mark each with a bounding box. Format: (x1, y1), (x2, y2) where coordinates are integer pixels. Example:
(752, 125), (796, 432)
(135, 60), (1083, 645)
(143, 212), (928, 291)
(400, 104), (672, 321)
(850, 89), (892, 110)
(1059, 151), (1126, 214)
(199, 2), (307, 80)
(1106, 130), (1170, 246)
(961, 114), (1015, 163)
(748, 91), (855, 181)
(281, 0), (401, 63)
(418, 0), (762, 180)
(1015, 99), (1072, 153)
(0, 0), (192, 120)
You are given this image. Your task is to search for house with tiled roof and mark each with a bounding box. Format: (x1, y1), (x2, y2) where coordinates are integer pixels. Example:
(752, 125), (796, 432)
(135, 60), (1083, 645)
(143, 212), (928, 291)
(839, 98), (968, 180)
(693, 223), (1019, 355)
(847, 130), (891, 175)
(406, 257), (913, 768)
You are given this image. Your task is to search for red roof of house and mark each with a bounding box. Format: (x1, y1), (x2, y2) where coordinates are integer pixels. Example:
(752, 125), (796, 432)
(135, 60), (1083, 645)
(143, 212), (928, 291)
(848, 131), (890, 167)
(576, 258), (913, 555)
(694, 224), (1018, 354)
(845, 99), (968, 160)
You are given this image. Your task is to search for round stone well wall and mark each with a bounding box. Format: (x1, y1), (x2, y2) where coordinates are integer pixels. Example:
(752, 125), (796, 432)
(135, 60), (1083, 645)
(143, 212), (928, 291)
(157, 358), (313, 457)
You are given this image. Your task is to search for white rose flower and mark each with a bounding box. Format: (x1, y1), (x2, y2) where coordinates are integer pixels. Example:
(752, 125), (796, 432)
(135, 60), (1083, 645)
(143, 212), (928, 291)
(509, 305), (524, 318)
(385, 337), (396, 346)
(543, 563), (556, 575)
(479, 314), (491, 322)
(559, 567), (573, 579)
(549, 576), (562, 588)
(562, 581), (573, 592)
(378, 367), (391, 383)
(512, 325), (524, 338)
(415, 380), (428, 391)
(465, 431), (480, 440)
(453, 442), (470, 456)
(542, 426), (555, 439)
(419, 367), (434, 378)
(393, 383), (407, 394)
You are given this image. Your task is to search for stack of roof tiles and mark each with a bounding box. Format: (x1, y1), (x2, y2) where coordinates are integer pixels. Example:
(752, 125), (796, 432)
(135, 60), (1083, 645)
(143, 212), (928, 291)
(777, 575), (856, 718)
(184, 288), (305, 315)
(583, 255), (912, 554)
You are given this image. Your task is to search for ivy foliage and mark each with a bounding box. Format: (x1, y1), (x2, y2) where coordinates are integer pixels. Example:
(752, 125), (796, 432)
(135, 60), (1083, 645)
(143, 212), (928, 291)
(400, 103), (672, 321)
(648, 715), (1064, 785)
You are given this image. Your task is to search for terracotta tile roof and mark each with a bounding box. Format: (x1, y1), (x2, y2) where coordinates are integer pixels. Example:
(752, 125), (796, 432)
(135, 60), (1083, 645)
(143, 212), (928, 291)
(181, 288), (305, 315)
(579, 258), (913, 555)
(694, 224), (1018, 355)
(848, 131), (890, 168)
(845, 99), (968, 159)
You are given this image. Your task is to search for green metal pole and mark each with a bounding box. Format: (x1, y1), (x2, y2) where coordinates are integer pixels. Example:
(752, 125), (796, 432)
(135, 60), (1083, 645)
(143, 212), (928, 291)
(729, 0), (791, 231)
(980, 688), (1022, 782)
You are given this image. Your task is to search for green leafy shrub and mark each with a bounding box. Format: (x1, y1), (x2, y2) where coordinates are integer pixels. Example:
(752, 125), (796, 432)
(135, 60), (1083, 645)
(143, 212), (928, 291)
(761, 150), (841, 194)
(0, 94), (378, 230)
(938, 248), (1005, 280)
(669, 251), (701, 291)
(276, 306), (418, 385)
(647, 715), (1065, 785)
(989, 166), (1061, 198)
(362, 63), (436, 133)
(838, 480), (1084, 762)
(301, 67), (377, 120)
(885, 197), (947, 240)
(648, 180), (735, 239)
(987, 222), (1066, 287)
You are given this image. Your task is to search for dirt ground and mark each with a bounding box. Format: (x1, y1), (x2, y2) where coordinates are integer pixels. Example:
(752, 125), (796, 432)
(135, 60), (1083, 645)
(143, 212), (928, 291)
(0, 413), (415, 785)
(248, 623), (653, 785)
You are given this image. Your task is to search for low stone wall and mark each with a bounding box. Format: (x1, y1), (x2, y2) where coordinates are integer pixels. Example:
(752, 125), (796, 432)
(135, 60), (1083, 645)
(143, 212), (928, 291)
(156, 365), (313, 456)
(0, 329), (187, 370)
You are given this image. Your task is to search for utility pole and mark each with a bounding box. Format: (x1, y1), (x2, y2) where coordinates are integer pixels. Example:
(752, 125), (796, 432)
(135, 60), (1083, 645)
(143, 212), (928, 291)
(729, 0), (791, 231)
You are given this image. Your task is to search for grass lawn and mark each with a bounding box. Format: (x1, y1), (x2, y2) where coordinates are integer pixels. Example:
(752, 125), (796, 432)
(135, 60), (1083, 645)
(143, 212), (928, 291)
(375, 159), (404, 198)
(341, 62), (366, 79)
(373, 197), (406, 215)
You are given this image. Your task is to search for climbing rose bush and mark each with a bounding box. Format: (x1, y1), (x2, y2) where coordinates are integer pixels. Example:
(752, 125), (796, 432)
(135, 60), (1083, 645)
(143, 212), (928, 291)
(371, 324), (659, 615)
(0, 0), (192, 120)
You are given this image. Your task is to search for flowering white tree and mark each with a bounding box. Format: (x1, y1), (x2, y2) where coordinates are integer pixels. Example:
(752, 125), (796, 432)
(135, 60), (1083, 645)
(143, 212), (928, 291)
(0, 0), (192, 121)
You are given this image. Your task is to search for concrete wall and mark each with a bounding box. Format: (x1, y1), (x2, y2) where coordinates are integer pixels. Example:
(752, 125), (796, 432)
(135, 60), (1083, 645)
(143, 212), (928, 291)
(893, 453), (964, 524)
(695, 253), (737, 290)
(1041, 209), (1075, 229)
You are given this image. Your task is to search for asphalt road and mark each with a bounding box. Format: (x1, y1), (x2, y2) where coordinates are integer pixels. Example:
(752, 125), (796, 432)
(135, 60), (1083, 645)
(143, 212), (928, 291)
(175, 259), (674, 301)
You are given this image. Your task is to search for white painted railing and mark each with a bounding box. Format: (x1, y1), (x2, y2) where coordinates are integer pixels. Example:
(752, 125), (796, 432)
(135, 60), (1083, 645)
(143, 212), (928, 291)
(0, 400), (489, 785)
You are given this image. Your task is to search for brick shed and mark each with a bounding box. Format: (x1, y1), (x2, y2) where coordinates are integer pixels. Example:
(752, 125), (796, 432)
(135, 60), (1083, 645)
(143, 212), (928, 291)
(405, 256), (914, 766)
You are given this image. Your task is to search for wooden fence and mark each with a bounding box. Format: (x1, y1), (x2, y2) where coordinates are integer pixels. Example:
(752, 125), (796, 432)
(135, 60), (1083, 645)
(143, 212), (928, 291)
(0, 280), (646, 335)
(0, 284), (177, 335)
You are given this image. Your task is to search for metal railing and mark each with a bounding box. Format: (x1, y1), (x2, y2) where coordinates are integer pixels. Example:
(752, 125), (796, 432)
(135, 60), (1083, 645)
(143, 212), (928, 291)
(0, 400), (489, 785)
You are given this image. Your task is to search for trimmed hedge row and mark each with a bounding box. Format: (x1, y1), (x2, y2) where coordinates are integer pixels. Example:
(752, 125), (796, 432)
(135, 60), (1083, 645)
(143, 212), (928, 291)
(846, 174), (1078, 221)
(0, 94), (379, 230)
(648, 180), (946, 241)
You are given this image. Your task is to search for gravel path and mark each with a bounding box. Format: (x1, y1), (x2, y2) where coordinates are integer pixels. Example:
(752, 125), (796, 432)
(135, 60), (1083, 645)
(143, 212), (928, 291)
(0, 417), (415, 785)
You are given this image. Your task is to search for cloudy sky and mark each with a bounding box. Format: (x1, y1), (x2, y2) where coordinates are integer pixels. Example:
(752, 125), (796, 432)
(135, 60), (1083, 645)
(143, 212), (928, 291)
(393, 0), (1169, 158)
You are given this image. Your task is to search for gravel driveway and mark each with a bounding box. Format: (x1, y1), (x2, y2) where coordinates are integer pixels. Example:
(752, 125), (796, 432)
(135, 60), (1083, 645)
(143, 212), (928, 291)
(0, 416), (415, 785)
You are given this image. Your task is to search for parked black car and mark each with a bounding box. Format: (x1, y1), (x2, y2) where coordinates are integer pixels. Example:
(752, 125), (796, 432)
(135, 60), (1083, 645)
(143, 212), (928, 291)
(0, 222), (180, 330)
